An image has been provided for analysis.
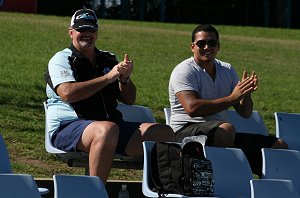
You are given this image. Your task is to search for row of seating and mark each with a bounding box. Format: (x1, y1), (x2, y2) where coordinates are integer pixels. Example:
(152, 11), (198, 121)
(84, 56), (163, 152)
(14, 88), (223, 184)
(2, 143), (299, 197)
(0, 173), (108, 198)
(165, 107), (300, 151)
(42, 103), (300, 197)
(44, 103), (271, 172)
(142, 141), (300, 198)
(44, 101), (300, 172)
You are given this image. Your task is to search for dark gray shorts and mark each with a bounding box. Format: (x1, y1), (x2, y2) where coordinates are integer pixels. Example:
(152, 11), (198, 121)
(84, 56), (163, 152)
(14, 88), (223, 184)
(175, 121), (225, 146)
(52, 119), (141, 155)
(175, 120), (278, 176)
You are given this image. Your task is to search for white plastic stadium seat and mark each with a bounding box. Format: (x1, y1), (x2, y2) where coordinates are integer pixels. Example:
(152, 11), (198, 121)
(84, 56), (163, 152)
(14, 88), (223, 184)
(0, 133), (49, 195)
(228, 110), (269, 136)
(0, 133), (13, 173)
(44, 102), (156, 171)
(117, 103), (156, 123)
(262, 148), (300, 192)
(0, 173), (41, 198)
(274, 112), (300, 151)
(53, 174), (108, 198)
(250, 179), (300, 198)
(204, 146), (253, 198)
(142, 141), (184, 197)
(43, 101), (89, 173)
(164, 107), (171, 125)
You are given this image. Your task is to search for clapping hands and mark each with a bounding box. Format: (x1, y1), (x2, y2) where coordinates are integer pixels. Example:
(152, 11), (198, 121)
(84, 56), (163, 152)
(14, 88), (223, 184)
(118, 54), (133, 83)
(230, 70), (258, 103)
(242, 71), (258, 92)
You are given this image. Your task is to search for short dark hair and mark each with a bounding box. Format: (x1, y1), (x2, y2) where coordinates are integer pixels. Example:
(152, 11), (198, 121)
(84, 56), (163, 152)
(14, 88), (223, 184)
(192, 24), (219, 42)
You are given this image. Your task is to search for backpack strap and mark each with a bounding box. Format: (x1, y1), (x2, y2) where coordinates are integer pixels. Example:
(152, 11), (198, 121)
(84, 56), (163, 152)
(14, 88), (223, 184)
(150, 143), (163, 192)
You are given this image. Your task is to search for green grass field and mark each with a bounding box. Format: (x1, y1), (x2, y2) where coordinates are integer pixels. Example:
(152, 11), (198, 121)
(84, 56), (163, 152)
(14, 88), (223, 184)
(0, 11), (299, 180)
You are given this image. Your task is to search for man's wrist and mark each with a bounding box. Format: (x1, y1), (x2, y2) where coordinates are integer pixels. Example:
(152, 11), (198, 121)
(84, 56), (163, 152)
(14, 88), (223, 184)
(119, 77), (130, 84)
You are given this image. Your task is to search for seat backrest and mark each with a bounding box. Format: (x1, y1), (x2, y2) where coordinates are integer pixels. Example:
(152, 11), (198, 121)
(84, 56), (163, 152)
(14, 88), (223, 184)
(204, 146), (253, 197)
(117, 103), (156, 123)
(44, 102), (90, 174)
(262, 148), (300, 191)
(43, 102), (66, 154)
(228, 110), (269, 135)
(0, 173), (41, 198)
(0, 133), (13, 173)
(142, 141), (189, 197)
(250, 179), (300, 198)
(164, 108), (268, 135)
(164, 107), (171, 125)
(53, 174), (108, 198)
(274, 112), (300, 151)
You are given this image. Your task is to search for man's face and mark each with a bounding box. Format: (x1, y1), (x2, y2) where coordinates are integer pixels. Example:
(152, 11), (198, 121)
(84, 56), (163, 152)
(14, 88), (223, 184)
(69, 28), (98, 50)
(191, 31), (219, 63)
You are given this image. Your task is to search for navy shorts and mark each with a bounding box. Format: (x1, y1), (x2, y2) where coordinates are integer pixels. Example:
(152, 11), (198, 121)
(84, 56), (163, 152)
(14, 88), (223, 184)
(52, 119), (141, 155)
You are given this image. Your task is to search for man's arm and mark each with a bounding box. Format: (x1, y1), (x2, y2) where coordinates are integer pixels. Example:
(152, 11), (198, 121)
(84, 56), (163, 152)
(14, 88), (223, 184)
(177, 76), (256, 117)
(57, 63), (122, 103)
(177, 90), (235, 117)
(119, 78), (136, 105)
(233, 95), (253, 118)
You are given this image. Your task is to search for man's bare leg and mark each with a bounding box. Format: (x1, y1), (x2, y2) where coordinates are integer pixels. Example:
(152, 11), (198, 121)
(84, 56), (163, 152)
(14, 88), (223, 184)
(77, 121), (119, 183)
(212, 122), (236, 147)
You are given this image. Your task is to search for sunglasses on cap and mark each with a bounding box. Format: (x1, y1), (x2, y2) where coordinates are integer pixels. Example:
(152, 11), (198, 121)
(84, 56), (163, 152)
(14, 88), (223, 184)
(195, 39), (218, 48)
(75, 27), (97, 33)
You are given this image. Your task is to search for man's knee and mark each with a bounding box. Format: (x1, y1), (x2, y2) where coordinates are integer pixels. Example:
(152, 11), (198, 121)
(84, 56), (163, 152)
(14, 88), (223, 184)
(212, 123), (236, 147)
(141, 123), (176, 142)
(153, 124), (176, 142)
(91, 122), (119, 146)
(272, 138), (289, 149)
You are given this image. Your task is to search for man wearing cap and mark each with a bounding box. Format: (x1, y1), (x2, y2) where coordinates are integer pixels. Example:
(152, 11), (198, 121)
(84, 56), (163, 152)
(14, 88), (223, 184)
(45, 9), (175, 183)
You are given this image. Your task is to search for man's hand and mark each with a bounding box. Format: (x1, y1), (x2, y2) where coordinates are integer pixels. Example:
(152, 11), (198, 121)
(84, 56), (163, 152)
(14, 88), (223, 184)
(230, 76), (255, 103)
(118, 54), (133, 83)
(242, 70), (258, 92)
(105, 63), (122, 83)
(105, 54), (134, 84)
(232, 70), (257, 117)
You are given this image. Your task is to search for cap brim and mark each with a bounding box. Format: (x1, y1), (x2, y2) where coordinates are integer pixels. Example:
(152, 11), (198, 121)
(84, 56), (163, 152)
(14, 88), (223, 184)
(72, 23), (98, 30)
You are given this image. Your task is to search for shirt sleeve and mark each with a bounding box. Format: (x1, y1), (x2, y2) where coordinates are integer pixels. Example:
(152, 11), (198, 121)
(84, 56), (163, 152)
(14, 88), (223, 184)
(170, 63), (199, 95)
(230, 66), (240, 91)
(48, 50), (75, 90)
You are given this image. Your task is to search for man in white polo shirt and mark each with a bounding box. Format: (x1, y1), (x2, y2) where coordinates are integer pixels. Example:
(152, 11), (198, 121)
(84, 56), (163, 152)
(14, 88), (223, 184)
(168, 24), (288, 176)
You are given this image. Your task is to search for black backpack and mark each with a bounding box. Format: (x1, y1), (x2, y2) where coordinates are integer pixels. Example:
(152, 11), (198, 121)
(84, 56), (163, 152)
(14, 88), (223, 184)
(150, 141), (214, 197)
